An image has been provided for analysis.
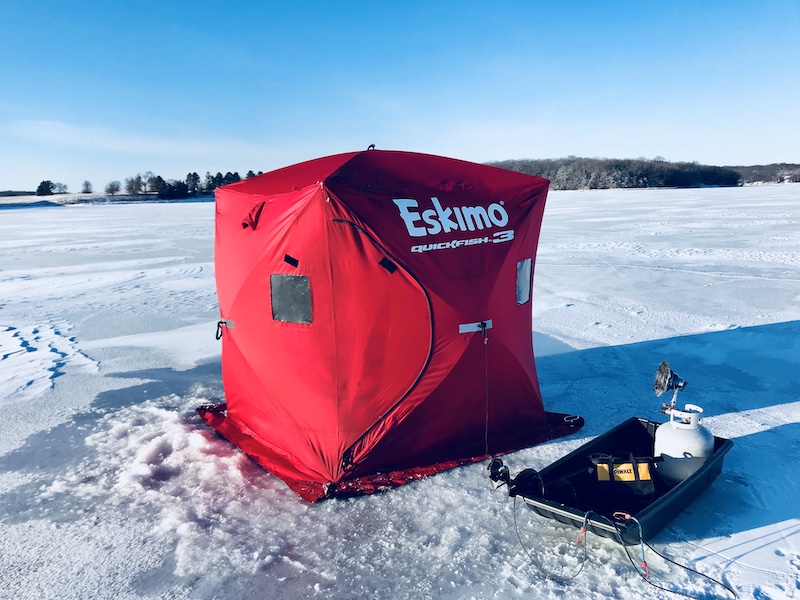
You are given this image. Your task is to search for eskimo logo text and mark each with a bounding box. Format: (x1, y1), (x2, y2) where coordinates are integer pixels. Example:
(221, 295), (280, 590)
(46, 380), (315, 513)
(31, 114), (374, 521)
(393, 197), (509, 238)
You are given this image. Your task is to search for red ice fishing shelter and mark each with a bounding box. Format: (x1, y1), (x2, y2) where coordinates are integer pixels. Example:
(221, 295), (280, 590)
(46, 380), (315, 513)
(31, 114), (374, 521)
(198, 149), (584, 502)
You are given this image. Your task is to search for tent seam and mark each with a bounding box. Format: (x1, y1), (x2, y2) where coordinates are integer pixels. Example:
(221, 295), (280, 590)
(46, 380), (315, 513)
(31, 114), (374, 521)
(330, 218), (435, 471)
(323, 188), (342, 480)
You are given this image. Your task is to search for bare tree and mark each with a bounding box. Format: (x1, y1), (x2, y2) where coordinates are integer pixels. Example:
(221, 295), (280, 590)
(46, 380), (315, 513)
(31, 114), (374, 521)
(105, 181), (121, 195)
(141, 171), (154, 195)
(81, 180), (93, 194)
(125, 176), (143, 195)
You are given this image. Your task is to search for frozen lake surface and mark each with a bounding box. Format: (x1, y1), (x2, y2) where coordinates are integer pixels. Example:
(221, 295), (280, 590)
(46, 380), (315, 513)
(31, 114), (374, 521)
(0, 185), (798, 599)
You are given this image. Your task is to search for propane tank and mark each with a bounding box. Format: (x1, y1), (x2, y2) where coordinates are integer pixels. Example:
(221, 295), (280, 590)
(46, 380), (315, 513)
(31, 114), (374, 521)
(654, 403), (715, 484)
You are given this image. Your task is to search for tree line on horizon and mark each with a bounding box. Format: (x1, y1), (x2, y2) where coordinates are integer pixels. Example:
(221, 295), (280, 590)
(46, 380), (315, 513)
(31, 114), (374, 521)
(101, 170), (264, 199)
(32, 170), (264, 199)
(19, 159), (800, 198)
(487, 157), (746, 189)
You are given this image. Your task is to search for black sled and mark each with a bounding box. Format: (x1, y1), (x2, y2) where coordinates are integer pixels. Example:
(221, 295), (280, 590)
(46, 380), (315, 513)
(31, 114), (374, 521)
(491, 416), (733, 545)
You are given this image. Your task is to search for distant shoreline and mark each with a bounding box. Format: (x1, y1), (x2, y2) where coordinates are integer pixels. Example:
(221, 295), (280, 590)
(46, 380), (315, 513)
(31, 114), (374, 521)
(0, 192), (215, 207)
(3, 184), (798, 210)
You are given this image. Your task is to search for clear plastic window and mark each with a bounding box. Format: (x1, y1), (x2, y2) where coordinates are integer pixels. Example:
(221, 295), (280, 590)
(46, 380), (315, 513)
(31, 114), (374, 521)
(270, 274), (312, 323)
(516, 258), (532, 305)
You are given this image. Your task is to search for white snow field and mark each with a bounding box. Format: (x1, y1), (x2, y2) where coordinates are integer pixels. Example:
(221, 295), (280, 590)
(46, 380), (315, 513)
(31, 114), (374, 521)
(0, 186), (798, 599)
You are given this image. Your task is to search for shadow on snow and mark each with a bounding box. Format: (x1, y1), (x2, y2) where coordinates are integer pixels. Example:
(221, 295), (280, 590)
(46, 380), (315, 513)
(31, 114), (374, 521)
(1, 321), (797, 545)
(532, 319), (800, 542)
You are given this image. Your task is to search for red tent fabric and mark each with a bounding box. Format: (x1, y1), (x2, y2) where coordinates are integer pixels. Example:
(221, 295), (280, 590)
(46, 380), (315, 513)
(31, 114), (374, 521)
(198, 149), (583, 501)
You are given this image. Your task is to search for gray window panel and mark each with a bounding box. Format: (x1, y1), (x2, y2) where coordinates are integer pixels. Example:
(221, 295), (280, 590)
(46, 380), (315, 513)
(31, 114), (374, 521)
(516, 258), (532, 305)
(271, 274), (312, 324)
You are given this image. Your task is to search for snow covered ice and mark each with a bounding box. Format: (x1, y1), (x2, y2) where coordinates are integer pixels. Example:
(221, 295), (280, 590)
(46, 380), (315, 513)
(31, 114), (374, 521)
(0, 186), (798, 599)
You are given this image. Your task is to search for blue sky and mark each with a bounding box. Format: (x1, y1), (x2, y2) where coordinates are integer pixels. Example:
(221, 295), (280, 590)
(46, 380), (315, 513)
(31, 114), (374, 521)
(1, 0), (798, 192)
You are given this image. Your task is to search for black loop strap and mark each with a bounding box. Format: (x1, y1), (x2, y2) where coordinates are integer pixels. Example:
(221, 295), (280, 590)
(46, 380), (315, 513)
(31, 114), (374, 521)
(215, 319), (236, 340)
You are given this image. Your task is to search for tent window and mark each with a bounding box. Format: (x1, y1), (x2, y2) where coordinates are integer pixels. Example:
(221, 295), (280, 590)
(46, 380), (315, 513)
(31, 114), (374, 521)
(270, 274), (312, 324)
(516, 258), (532, 305)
